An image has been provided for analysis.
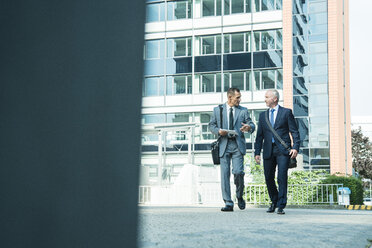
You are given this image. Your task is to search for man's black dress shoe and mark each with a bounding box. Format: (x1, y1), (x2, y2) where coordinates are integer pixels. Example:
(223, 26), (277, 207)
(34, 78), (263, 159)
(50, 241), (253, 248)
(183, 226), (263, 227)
(237, 198), (246, 210)
(277, 208), (285, 214)
(266, 203), (276, 213)
(221, 205), (234, 212)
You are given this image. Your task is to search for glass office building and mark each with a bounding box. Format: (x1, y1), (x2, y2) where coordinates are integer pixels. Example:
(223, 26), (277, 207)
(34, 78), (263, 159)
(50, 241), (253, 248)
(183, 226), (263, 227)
(141, 0), (351, 185)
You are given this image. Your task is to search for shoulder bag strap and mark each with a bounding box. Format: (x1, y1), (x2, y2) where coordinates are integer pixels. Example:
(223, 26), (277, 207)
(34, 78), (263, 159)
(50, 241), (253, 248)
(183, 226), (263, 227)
(265, 110), (291, 152)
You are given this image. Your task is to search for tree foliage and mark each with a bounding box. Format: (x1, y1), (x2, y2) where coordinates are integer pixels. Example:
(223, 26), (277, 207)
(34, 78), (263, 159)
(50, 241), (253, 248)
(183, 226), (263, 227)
(352, 128), (372, 179)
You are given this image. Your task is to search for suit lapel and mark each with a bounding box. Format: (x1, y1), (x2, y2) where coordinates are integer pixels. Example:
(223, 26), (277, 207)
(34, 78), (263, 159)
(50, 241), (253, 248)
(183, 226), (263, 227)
(234, 106), (241, 127)
(222, 104), (228, 130)
(274, 106), (283, 129)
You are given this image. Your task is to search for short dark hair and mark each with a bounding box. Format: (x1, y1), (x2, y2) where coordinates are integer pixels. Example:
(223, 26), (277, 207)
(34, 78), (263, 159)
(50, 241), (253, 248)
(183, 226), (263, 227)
(227, 87), (240, 96)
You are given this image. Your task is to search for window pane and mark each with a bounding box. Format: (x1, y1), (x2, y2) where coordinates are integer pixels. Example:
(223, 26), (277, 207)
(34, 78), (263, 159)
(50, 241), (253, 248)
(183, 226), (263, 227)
(276, 0), (282, 10)
(309, 84), (327, 94)
(231, 0), (244, 14)
(261, 31), (275, 50)
(254, 71), (260, 90)
(309, 42), (327, 54)
(246, 32), (251, 52)
(309, 54), (327, 66)
(216, 35), (222, 54)
(174, 76), (186, 94)
(246, 0), (251, 12)
(166, 76), (173, 95)
(262, 0), (274, 11)
(293, 95), (309, 117)
(276, 69), (283, 89)
(254, 32), (260, 51)
(174, 1), (187, 19)
(145, 78), (159, 96)
(231, 33), (244, 52)
(310, 148), (330, 159)
(308, 12), (327, 25)
(262, 70), (275, 89)
(246, 71), (252, 91)
(224, 0), (230, 15)
(203, 0), (215, 16)
(224, 34), (230, 53)
(223, 73), (230, 91)
(174, 38), (187, 57)
(254, 0), (260, 12)
(308, 24), (327, 35)
(187, 75), (192, 94)
(167, 113), (190, 123)
(216, 73), (222, 92)
(146, 40), (159, 59)
(146, 3), (164, 22)
(276, 30), (282, 49)
(309, 65), (327, 75)
(202, 36), (215, 54)
(309, 2), (327, 13)
(143, 114), (166, 124)
(231, 72), (244, 90)
(201, 74), (215, 92)
(217, 0), (222, 15)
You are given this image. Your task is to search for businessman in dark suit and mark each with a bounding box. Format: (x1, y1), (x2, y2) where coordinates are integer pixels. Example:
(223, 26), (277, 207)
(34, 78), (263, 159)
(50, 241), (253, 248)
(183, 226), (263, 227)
(254, 89), (300, 215)
(209, 88), (255, 212)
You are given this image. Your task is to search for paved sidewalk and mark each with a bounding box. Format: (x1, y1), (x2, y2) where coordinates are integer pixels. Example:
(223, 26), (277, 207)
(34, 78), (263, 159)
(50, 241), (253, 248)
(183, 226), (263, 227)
(138, 206), (372, 248)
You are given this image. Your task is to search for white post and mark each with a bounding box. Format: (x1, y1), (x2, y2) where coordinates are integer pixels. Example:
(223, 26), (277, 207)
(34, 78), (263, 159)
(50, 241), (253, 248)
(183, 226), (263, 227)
(158, 130), (163, 185)
(188, 128), (192, 164)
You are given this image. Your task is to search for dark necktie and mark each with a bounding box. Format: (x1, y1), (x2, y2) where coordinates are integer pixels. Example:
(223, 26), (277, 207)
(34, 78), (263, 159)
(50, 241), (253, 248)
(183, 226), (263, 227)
(270, 109), (275, 143)
(229, 108), (234, 130)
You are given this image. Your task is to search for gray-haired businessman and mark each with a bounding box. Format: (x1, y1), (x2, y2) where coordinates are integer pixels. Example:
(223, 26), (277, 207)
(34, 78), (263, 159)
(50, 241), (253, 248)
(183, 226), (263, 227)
(209, 88), (255, 211)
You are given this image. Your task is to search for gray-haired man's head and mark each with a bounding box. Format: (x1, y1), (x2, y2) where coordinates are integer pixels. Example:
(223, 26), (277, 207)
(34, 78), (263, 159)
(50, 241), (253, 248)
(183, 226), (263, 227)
(265, 89), (279, 108)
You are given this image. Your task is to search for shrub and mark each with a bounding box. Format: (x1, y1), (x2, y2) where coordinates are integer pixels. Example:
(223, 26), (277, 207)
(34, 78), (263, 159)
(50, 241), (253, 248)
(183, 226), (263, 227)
(320, 175), (364, 205)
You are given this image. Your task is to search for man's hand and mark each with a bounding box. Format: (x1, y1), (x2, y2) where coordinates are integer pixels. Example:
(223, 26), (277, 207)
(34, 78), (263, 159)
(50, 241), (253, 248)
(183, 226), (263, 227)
(219, 129), (228, 136)
(255, 155), (261, 164)
(289, 149), (298, 159)
(240, 123), (251, 132)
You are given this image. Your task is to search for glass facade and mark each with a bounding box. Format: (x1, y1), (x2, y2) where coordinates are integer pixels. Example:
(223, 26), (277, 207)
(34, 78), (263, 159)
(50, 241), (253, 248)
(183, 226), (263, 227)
(143, 29), (283, 97)
(292, 0), (329, 170)
(145, 0), (283, 22)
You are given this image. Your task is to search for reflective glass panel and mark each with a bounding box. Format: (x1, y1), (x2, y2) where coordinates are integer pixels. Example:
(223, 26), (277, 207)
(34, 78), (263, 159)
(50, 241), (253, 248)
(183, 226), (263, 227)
(308, 24), (327, 35)
(201, 74), (215, 92)
(224, 73), (230, 91)
(254, 0), (260, 12)
(276, 30), (282, 49)
(231, 33), (244, 52)
(309, 65), (327, 75)
(276, 0), (282, 10)
(262, 0), (274, 11)
(254, 32), (260, 51)
(309, 54), (327, 66)
(187, 75), (192, 94)
(261, 31), (275, 50)
(224, 0), (230, 14)
(167, 113), (190, 123)
(293, 36), (306, 55)
(293, 95), (309, 117)
(202, 36), (215, 55)
(276, 69), (283, 89)
(145, 77), (160, 96)
(301, 148), (310, 164)
(203, 0), (215, 16)
(293, 77), (308, 95)
(232, 0), (244, 14)
(309, 42), (327, 54)
(216, 73), (222, 92)
(310, 148), (330, 159)
(174, 75), (187, 94)
(174, 1), (187, 19)
(262, 70), (275, 89)
(254, 71), (260, 90)
(296, 117), (309, 145)
(246, 71), (252, 91)
(308, 12), (327, 25)
(309, 34), (327, 42)
(309, 84), (327, 94)
(174, 38), (187, 57)
(146, 3), (165, 22)
(231, 71), (244, 90)
(143, 114), (166, 124)
(309, 2), (327, 13)
(224, 34), (230, 53)
(246, 0), (251, 12)
(309, 74), (327, 83)
(146, 40), (160, 59)
(246, 32), (252, 52)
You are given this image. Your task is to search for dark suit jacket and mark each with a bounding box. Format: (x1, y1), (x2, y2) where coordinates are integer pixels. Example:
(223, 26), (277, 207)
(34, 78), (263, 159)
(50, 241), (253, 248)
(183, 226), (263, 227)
(254, 105), (300, 160)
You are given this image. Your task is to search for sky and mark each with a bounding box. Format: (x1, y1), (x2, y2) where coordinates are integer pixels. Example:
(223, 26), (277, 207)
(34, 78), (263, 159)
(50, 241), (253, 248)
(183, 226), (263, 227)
(349, 0), (372, 116)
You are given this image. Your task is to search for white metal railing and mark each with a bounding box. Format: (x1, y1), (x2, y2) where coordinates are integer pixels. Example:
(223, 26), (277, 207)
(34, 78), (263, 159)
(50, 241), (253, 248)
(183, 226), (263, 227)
(245, 184), (344, 205)
(139, 183), (346, 205)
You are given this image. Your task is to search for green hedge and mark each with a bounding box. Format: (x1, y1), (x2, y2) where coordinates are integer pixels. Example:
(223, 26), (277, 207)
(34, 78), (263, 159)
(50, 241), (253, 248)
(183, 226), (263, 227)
(320, 175), (363, 205)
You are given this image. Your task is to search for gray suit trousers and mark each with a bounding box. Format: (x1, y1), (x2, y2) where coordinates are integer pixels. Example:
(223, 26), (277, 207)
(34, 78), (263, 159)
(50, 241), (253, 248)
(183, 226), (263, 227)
(220, 139), (244, 207)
